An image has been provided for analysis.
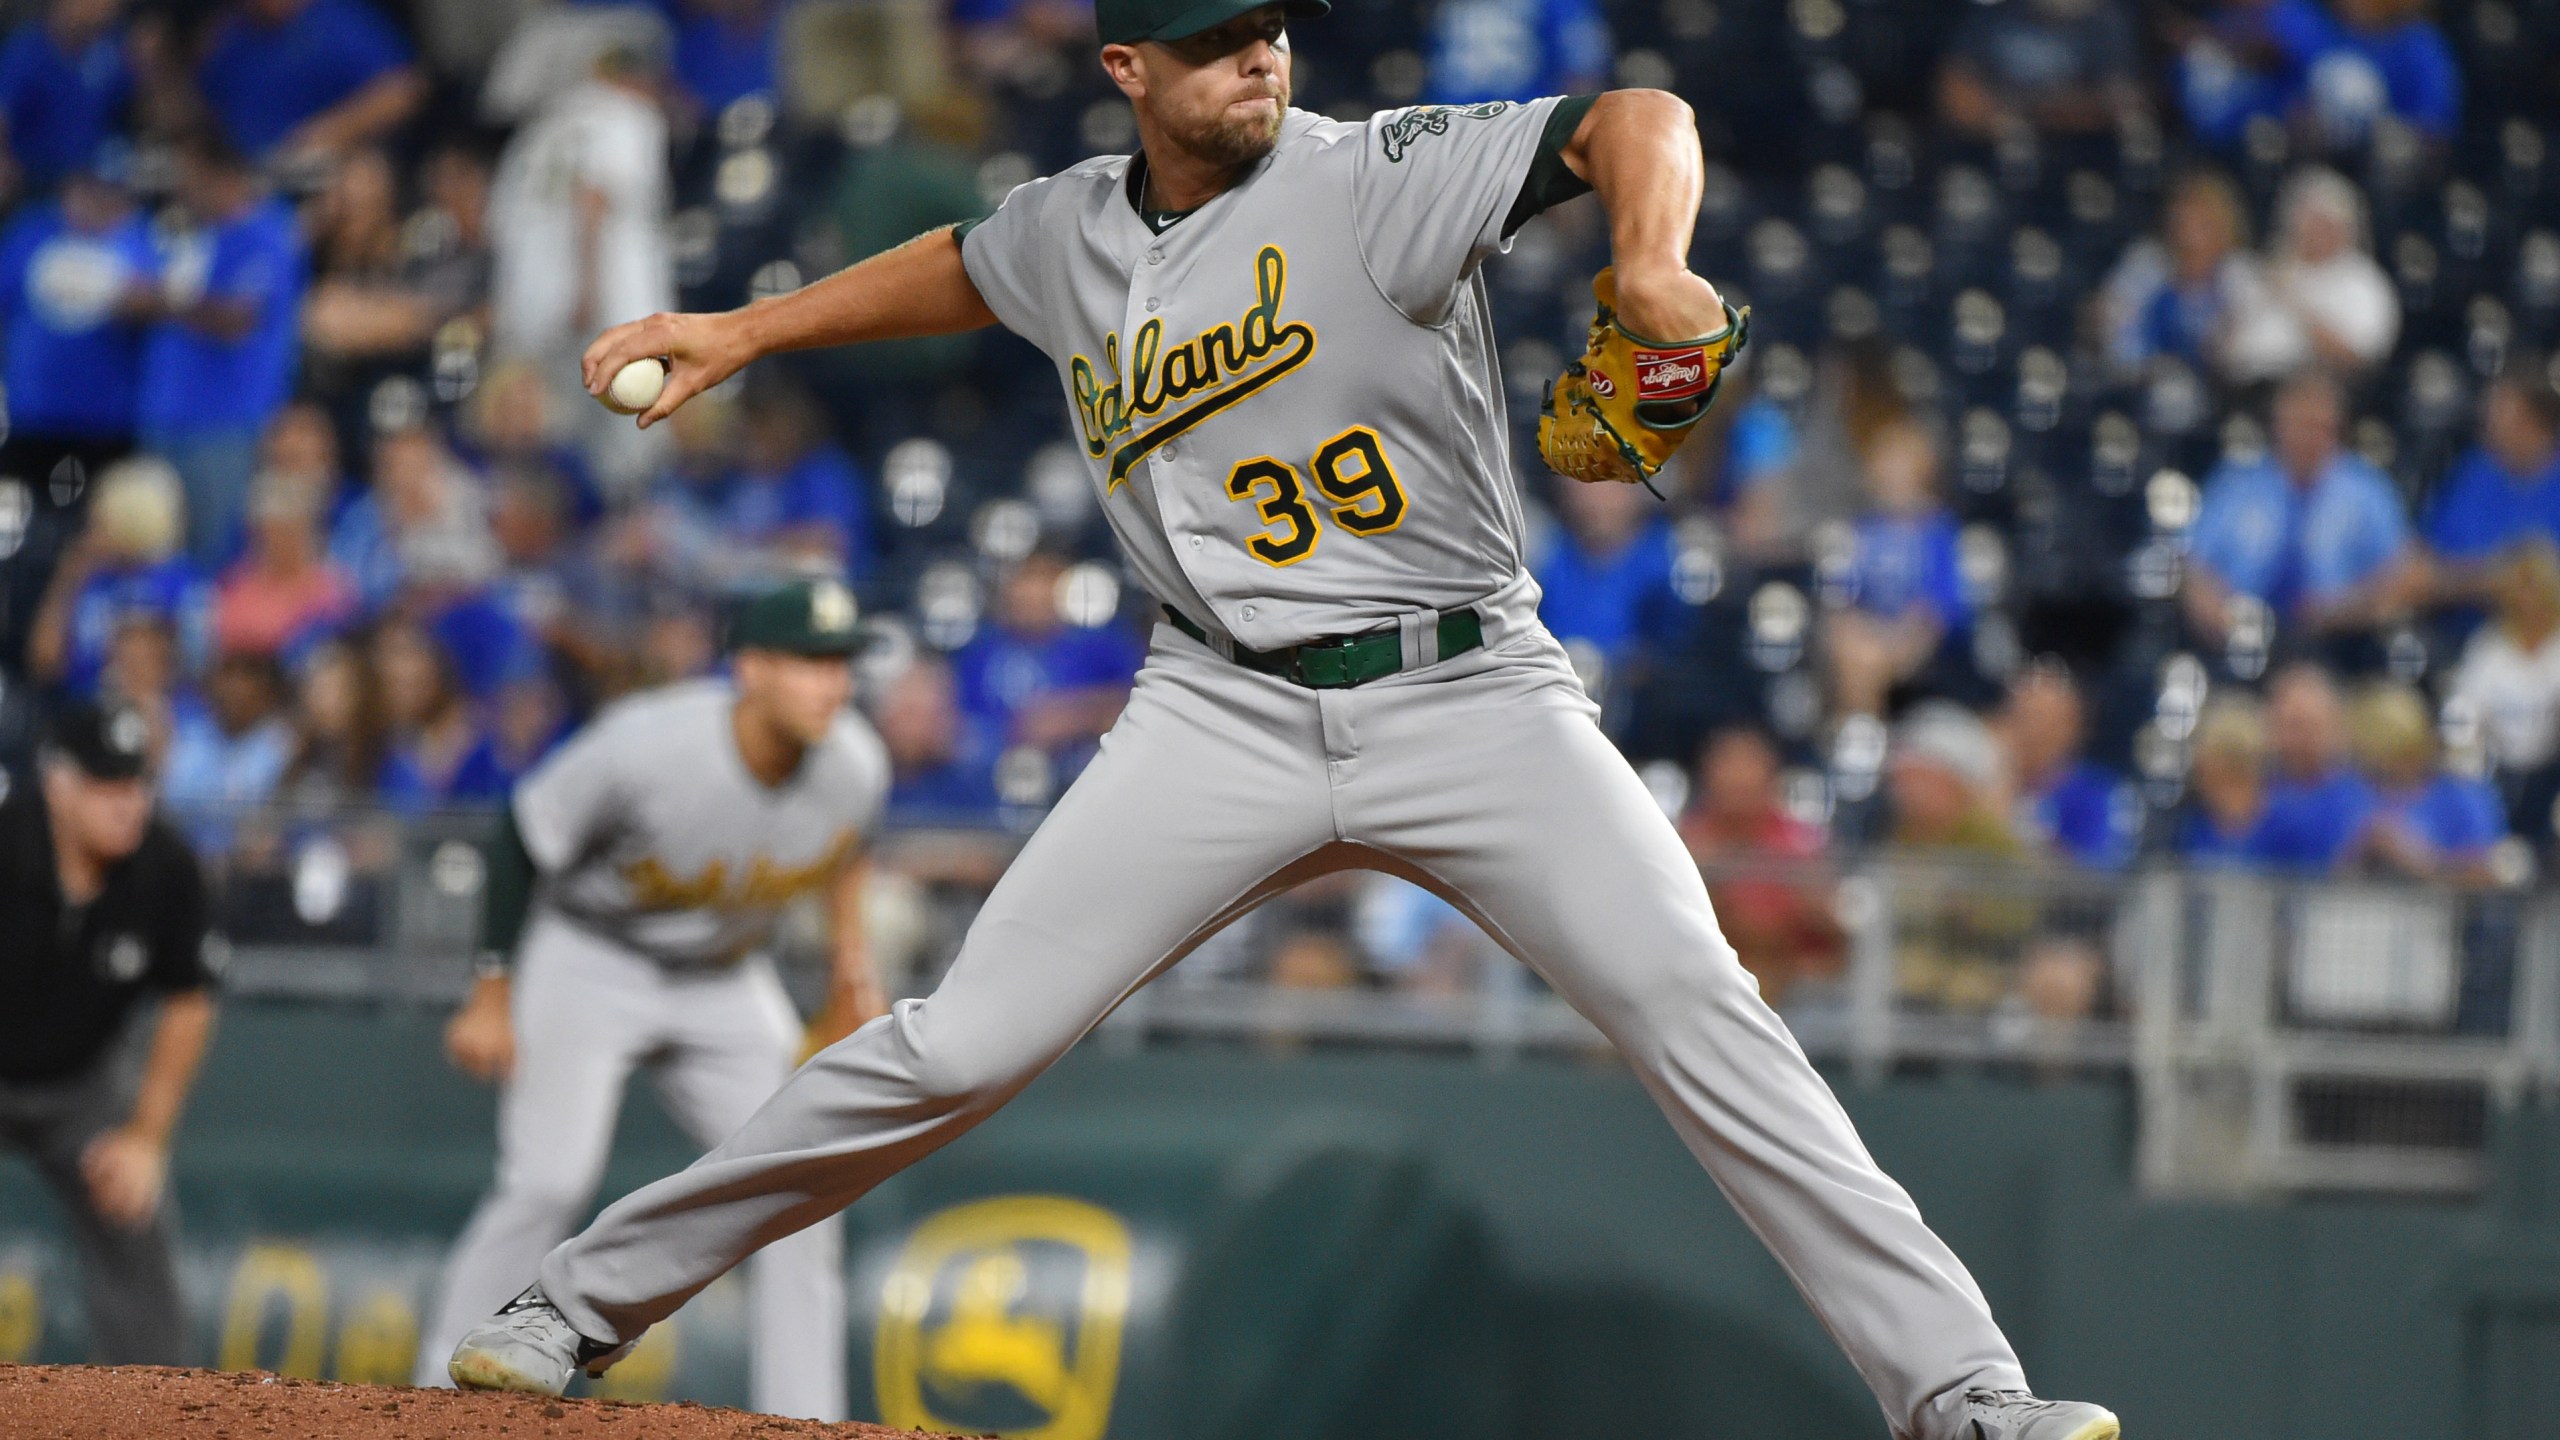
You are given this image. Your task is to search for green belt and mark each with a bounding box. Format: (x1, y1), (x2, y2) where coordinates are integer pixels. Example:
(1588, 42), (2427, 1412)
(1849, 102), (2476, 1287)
(1163, 605), (1485, 689)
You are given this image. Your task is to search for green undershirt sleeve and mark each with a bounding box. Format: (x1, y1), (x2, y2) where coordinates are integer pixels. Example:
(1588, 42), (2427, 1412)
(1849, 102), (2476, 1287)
(477, 806), (538, 968)
(949, 216), (983, 246)
(1502, 93), (1600, 239)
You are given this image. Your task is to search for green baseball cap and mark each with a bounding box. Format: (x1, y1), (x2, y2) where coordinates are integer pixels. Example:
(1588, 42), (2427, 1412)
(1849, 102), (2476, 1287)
(728, 578), (865, 657)
(1096, 0), (1328, 46)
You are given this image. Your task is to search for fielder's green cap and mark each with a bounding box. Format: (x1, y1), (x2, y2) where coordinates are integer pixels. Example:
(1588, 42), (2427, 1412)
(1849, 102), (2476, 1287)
(729, 578), (865, 657)
(1096, 0), (1328, 47)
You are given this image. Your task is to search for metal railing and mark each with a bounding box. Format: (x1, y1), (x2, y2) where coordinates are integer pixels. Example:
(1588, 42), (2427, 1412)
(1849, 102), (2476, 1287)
(2131, 872), (2560, 1197)
(181, 802), (2560, 1196)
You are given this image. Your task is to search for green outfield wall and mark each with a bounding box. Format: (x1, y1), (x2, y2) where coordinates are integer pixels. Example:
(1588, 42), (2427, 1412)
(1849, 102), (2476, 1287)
(4, 1004), (2556, 1439)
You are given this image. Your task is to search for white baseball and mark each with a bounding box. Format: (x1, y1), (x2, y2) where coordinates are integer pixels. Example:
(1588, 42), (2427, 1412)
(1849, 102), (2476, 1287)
(603, 357), (668, 415)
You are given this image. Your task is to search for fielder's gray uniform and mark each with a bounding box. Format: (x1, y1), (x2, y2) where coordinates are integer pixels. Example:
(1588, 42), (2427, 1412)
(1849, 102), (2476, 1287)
(420, 679), (889, 1420)
(537, 102), (2029, 1440)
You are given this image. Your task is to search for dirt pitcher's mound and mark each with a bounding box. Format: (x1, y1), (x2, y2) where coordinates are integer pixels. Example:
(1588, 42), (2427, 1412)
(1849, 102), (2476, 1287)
(0, 1365), (956, 1439)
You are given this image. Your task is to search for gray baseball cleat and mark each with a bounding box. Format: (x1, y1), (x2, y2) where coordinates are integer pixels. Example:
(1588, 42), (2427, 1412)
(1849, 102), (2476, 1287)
(1959, 1388), (2121, 1440)
(447, 1285), (632, 1397)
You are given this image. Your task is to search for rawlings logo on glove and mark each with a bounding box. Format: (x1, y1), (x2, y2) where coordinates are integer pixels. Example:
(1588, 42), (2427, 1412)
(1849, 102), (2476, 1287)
(1537, 268), (1749, 492)
(1635, 351), (1708, 399)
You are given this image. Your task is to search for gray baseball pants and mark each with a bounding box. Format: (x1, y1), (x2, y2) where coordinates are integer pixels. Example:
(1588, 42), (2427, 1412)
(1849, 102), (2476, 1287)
(0, 1060), (187, 1364)
(539, 620), (2028, 1440)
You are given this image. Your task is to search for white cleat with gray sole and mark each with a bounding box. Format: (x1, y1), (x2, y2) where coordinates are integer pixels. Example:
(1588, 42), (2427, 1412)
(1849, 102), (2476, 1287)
(1960, 1388), (2122, 1440)
(446, 1285), (632, 1397)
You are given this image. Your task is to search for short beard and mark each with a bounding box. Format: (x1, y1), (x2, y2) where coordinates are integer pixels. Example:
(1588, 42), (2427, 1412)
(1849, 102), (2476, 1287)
(1175, 80), (1289, 169)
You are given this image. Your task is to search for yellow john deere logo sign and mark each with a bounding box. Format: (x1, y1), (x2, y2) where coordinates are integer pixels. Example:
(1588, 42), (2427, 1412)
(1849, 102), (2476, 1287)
(874, 1195), (1132, 1440)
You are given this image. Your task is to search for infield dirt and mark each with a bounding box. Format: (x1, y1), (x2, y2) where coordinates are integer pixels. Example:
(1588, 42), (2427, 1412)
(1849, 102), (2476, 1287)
(0, 1365), (952, 1439)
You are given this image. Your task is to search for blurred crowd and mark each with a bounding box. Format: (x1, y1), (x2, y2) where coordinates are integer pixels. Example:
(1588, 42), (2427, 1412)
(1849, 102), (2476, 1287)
(5, 0), (2560, 1007)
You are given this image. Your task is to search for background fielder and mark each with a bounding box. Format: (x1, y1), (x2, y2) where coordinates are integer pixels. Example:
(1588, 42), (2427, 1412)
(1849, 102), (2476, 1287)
(453, 3), (2121, 1438)
(415, 579), (889, 1422)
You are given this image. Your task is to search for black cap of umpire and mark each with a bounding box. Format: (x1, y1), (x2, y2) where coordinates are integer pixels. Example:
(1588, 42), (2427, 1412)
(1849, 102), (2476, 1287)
(48, 699), (153, 782)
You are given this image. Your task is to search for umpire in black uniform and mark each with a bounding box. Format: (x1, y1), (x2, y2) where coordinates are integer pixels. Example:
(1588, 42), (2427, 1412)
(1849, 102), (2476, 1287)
(0, 699), (219, 1362)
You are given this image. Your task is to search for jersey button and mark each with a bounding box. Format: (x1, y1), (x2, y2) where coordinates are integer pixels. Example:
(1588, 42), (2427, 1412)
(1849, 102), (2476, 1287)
(1241, 605), (1259, 621)
(1146, 248), (1164, 264)
(1188, 534), (1204, 549)
(1160, 442), (1178, 460)
(1145, 297), (1160, 312)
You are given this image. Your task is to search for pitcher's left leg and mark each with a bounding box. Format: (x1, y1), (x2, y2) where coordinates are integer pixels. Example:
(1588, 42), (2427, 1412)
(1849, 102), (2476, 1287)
(1346, 653), (2025, 1440)
(654, 960), (846, 1421)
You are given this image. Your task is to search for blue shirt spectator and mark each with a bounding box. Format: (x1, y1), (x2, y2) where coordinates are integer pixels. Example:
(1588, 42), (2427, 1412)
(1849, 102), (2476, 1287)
(2368, 772), (2505, 856)
(878, 671), (1005, 821)
(2345, 681), (2509, 881)
(951, 554), (1142, 759)
(424, 590), (542, 702)
(671, 0), (781, 114)
(886, 728), (1002, 816)
(139, 150), (307, 566)
(2175, 5), (2288, 146)
(137, 193), (305, 434)
(1849, 512), (1971, 632)
(720, 445), (871, 576)
(197, 0), (416, 158)
(2275, 0), (2459, 140)
(161, 652), (296, 850)
(1824, 419), (1975, 718)
(0, 179), (154, 440)
(2249, 662), (2370, 872)
(326, 486), (399, 604)
(54, 554), (214, 698)
(2188, 375), (2412, 629)
(953, 621), (1142, 741)
(2172, 694), (2277, 867)
(2002, 665), (2139, 869)
(1424, 0), (1610, 105)
(2101, 171), (2254, 379)
(2190, 452), (2410, 616)
(1719, 394), (1798, 506)
(2179, 0), (2460, 147)
(2425, 448), (2560, 565)
(2252, 767), (2376, 870)
(2026, 760), (2140, 869)
(380, 732), (514, 811)
(2037, 763), (2140, 860)
(0, 2), (132, 194)
(371, 617), (521, 812)
(2423, 372), (2560, 568)
(720, 386), (872, 577)
(1534, 485), (1683, 674)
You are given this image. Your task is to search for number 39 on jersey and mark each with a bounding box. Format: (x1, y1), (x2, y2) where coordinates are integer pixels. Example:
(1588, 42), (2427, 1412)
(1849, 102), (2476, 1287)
(1223, 425), (1411, 567)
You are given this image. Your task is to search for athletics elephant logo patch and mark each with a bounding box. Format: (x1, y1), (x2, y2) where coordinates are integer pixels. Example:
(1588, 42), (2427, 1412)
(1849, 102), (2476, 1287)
(1378, 101), (1514, 162)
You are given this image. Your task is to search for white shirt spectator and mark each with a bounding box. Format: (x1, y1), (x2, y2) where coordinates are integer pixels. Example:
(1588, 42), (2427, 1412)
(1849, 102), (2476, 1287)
(2220, 166), (2400, 384)
(2221, 250), (2400, 383)
(2450, 624), (2560, 773)
(489, 76), (672, 358)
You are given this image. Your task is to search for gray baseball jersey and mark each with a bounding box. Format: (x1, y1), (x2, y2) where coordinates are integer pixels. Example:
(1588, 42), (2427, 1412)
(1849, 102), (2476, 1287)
(512, 678), (890, 967)
(959, 100), (1575, 651)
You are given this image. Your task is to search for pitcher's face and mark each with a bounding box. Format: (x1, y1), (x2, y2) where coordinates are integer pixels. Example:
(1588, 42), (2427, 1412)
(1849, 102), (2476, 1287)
(1107, 6), (1293, 171)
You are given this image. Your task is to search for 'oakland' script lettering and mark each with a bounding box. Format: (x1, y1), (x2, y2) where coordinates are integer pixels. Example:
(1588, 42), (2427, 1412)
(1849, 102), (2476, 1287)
(1069, 247), (1316, 483)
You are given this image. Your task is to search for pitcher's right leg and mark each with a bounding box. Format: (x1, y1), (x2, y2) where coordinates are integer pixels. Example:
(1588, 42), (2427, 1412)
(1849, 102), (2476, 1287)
(416, 924), (652, 1385)
(530, 636), (1337, 1351)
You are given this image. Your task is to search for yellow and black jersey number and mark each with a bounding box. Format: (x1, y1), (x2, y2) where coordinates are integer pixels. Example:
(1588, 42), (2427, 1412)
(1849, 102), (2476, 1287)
(1223, 426), (1409, 566)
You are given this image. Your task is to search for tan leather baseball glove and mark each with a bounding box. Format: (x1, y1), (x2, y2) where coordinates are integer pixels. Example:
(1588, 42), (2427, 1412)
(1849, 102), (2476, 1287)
(1536, 267), (1750, 489)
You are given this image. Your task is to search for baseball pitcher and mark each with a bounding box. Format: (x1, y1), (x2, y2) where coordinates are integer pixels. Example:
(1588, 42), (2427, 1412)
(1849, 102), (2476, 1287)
(419, 579), (888, 1421)
(448, 5), (2120, 1437)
